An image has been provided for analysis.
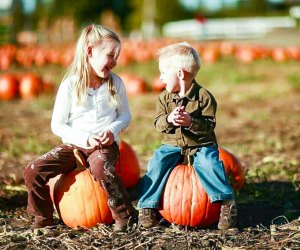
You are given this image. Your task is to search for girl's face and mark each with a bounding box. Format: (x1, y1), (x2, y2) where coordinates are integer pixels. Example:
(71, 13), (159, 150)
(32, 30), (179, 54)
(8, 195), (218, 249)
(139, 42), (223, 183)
(88, 39), (120, 79)
(159, 59), (180, 93)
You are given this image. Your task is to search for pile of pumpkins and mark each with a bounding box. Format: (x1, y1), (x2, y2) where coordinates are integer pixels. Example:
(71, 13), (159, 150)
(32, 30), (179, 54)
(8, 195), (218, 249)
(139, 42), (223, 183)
(0, 72), (55, 100)
(48, 141), (245, 229)
(0, 71), (163, 100)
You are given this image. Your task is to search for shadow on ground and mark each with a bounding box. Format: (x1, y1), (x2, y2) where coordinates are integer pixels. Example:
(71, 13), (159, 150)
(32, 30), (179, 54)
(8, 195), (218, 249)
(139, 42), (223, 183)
(0, 180), (299, 229)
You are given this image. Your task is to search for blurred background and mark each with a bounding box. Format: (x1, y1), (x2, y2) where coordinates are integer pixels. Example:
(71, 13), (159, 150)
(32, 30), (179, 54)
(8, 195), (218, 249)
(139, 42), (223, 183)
(1, 0), (300, 43)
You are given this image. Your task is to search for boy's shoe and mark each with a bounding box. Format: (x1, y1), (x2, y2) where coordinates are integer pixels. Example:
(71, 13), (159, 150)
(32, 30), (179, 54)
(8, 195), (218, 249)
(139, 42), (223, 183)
(31, 216), (54, 229)
(139, 208), (158, 228)
(218, 205), (237, 230)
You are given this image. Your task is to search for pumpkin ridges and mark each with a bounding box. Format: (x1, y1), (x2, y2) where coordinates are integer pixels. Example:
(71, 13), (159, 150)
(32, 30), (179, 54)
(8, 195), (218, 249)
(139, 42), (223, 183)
(184, 166), (193, 225)
(50, 169), (113, 228)
(159, 164), (222, 227)
(83, 171), (96, 227)
(191, 167), (203, 226)
(179, 166), (186, 224)
(164, 167), (175, 220)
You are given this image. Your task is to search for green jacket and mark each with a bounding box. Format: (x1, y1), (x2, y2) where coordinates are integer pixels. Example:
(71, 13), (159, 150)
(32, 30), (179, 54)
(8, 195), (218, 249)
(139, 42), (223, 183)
(154, 80), (218, 155)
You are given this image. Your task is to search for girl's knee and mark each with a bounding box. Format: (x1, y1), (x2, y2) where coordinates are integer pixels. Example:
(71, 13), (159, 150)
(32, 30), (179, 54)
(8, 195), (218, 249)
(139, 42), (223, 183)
(24, 161), (41, 186)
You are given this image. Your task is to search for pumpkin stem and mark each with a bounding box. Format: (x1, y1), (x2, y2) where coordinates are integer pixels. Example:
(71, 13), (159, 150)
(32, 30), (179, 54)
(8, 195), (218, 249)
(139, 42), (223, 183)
(182, 154), (192, 166)
(187, 154), (192, 166)
(73, 149), (87, 170)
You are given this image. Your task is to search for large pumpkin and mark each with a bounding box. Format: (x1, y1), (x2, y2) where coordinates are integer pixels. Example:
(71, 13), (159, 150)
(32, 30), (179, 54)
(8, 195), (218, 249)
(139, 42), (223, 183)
(159, 164), (221, 227)
(48, 141), (141, 228)
(159, 148), (245, 227)
(48, 169), (113, 228)
(115, 140), (141, 189)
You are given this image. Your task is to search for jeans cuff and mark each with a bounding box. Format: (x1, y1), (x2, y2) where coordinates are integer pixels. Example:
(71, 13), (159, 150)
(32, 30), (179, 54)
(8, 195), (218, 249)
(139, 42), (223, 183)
(209, 193), (235, 203)
(137, 200), (159, 209)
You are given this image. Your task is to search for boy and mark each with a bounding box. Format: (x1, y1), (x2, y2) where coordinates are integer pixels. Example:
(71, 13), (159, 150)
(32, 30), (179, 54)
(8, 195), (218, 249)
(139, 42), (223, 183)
(137, 42), (237, 230)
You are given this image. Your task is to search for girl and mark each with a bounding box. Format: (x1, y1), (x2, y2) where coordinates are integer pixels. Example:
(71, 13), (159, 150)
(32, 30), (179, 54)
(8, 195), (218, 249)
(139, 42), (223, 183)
(24, 24), (137, 232)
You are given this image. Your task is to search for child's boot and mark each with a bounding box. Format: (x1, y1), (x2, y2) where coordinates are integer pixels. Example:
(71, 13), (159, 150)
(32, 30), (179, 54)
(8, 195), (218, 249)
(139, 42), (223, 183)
(139, 208), (158, 228)
(31, 215), (54, 229)
(101, 164), (138, 232)
(217, 204), (237, 230)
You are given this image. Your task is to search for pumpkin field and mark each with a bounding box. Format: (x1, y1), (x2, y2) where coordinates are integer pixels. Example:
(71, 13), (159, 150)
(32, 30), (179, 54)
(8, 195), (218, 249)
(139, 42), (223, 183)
(0, 32), (300, 249)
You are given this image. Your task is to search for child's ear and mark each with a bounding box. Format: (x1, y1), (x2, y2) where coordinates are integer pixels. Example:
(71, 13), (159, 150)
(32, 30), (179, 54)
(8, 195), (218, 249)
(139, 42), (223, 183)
(177, 69), (185, 80)
(87, 46), (93, 57)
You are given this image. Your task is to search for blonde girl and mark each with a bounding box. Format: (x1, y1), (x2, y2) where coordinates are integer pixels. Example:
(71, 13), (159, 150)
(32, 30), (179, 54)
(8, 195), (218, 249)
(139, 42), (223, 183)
(24, 24), (137, 231)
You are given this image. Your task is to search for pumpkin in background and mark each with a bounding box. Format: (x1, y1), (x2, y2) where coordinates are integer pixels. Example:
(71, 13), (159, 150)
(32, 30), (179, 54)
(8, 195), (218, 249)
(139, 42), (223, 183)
(116, 140), (141, 189)
(159, 164), (221, 227)
(201, 47), (220, 64)
(270, 47), (287, 62)
(48, 169), (113, 228)
(152, 76), (166, 93)
(19, 73), (42, 99)
(235, 46), (257, 63)
(159, 148), (245, 227)
(0, 74), (18, 100)
(119, 73), (147, 96)
(218, 147), (245, 190)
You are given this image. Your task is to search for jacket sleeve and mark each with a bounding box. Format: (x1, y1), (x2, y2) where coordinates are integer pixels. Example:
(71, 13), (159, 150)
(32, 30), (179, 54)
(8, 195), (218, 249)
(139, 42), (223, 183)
(154, 94), (175, 134)
(187, 90), (217, 135)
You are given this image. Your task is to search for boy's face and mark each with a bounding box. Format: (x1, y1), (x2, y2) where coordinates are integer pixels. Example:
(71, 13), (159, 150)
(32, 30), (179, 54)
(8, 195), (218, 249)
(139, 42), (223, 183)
(159, 59), (180, 93)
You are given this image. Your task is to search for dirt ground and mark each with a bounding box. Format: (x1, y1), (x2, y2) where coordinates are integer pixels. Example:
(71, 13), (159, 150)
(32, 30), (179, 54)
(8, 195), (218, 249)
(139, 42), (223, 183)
(0, 88), (299, 249)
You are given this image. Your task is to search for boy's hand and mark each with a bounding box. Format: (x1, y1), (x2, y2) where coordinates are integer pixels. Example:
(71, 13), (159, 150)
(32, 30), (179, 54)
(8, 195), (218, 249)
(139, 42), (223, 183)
(167, 106), (191, 127)
(99, 130), (114, 146)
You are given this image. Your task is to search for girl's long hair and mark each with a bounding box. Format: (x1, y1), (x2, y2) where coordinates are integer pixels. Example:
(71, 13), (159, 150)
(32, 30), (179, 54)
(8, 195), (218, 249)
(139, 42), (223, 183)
(63, 24), (120, 105)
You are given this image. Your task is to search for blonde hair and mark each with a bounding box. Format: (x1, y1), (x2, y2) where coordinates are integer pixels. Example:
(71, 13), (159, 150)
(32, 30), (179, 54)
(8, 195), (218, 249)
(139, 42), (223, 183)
(158, 42), (201, 76)
(63, 24), (121, 105)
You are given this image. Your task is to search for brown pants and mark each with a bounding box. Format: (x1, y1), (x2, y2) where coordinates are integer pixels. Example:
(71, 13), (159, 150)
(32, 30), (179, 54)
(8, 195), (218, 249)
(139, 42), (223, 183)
(24, 142), (119, 219)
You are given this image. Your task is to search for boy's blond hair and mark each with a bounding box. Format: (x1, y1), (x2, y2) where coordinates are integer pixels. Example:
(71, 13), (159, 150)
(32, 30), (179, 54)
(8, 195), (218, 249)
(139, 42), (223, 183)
(158, 42), (201, 77)
(63, 24), (120, 105)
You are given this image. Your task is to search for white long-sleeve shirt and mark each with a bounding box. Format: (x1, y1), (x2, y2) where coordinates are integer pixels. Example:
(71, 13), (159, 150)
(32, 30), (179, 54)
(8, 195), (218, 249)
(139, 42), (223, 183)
(51, 73), (131, 149)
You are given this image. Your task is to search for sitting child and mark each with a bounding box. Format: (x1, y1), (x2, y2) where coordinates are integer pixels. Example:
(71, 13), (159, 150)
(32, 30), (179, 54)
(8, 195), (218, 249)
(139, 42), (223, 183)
(137, 42), (237, 230)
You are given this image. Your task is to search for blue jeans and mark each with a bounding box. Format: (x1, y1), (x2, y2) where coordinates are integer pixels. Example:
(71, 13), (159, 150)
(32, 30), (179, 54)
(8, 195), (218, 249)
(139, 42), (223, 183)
(137, 144), (235, 209)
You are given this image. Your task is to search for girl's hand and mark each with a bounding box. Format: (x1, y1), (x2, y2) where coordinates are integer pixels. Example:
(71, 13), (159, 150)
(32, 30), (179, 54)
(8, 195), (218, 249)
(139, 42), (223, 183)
(99, 130), (114, 146)
(88, 134), (101, 148)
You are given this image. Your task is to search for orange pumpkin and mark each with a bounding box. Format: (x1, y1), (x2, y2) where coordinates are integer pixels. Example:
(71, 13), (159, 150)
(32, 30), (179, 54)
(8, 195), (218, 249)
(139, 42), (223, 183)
(48, 169), (113, 228)
(0, 74), (18, 100)
(116, 141), (141, 189)
(119, 73), (147, 96)
(159, 164), (221, 227)
(159, 148), (245, 227)
(218, 147), (245, 190)
(152, 76), (166, 93)
(19, 73), (42, 99)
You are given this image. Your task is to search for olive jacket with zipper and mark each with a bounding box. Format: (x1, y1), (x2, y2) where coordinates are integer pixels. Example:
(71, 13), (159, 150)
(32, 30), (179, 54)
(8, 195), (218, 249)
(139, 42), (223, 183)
(154, 80), (218, 155)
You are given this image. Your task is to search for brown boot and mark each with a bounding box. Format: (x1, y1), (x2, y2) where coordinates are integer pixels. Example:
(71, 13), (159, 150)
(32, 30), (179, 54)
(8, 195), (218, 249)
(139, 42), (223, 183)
(101, 163), (138, 232)
(217, 205), (237, 230)
(109, 202), (138, 232)
(31, 216), (54, 229)
(139, 208), (158, 228)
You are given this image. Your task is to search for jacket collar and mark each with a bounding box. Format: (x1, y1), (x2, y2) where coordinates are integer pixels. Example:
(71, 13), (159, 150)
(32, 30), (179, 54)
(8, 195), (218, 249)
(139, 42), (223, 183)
(170, 79), (200, 102)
